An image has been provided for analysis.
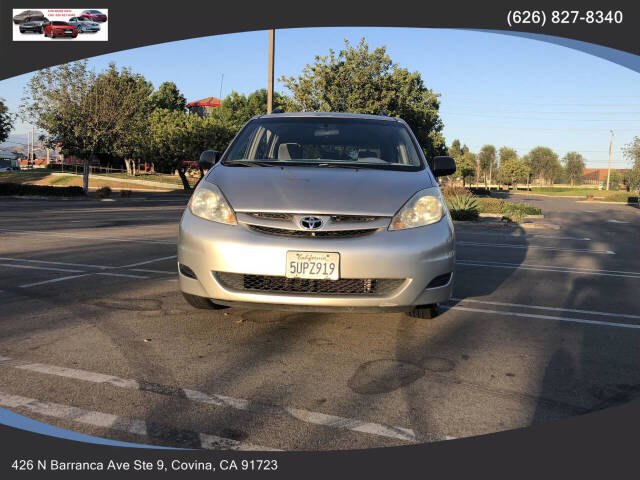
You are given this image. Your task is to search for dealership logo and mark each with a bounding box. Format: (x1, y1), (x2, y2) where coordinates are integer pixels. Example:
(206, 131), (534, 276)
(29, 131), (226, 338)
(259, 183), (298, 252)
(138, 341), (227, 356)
(13, 8), (108, 42)
(299, 216), (323, 230)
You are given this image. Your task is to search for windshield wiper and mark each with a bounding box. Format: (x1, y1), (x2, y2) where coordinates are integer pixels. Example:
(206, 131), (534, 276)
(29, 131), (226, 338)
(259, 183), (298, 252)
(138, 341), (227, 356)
(315, 163), (361, 169)
(223, 160), (276, 167)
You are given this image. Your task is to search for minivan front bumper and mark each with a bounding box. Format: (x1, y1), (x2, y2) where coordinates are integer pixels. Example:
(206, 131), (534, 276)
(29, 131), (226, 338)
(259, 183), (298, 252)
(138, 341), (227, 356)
(178, 209), (455, 311)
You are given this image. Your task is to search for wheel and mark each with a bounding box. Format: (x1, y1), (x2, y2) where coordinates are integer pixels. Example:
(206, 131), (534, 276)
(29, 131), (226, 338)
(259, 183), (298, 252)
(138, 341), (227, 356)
(406, 303), (439, 319)
(182, 292), (229, 310)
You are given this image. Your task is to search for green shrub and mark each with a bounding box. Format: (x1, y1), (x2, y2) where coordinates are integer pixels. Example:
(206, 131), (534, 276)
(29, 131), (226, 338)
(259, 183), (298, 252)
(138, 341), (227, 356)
(446, 194), (479, 221)
(0, 182), (85, 197)
(475, 198), (504, 213)
(96, 186), (112, 198)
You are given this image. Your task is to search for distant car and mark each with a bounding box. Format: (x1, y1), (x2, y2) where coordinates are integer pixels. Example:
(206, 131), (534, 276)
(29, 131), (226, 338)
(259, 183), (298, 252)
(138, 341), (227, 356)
(44, 21), (78, 38)
(80, 10), (107, 22)
(0, 166), (12, 171)
(13, 10), (45, 24)
(19, 17), (49, 34)
(68, 16), (100, 33)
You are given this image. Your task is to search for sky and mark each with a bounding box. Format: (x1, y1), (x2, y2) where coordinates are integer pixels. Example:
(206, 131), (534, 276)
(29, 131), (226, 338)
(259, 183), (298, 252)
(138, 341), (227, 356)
(1, 27), (639, 168)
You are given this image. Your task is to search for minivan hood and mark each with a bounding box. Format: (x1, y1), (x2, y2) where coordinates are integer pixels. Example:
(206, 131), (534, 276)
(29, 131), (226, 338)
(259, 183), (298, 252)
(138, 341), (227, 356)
(209, 165), (435, 216)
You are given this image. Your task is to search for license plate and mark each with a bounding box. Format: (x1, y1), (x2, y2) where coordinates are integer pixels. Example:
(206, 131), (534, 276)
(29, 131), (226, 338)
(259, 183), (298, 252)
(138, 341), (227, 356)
(65, 30), (71, 33)
(286, 251), (339, 280)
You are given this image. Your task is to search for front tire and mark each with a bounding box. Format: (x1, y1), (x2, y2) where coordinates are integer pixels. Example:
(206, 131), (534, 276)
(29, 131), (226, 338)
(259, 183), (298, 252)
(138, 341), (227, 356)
(182, 292), (229, 310)
(406, 303), (439, 319)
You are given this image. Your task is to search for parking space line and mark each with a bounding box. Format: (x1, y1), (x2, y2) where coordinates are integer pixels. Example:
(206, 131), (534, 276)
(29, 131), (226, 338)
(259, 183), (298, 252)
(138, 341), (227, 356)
(0, 357), (420, 442)
(96, 272), (149, 279)
(120, 256), (178, 268)
(457, 260), (640, 279)
(0, 228), (176, 245)
(443, 305), (640, 329)
(0, 391), (277, 451)
(0, 257), (112, 269)
(457, 241), (615, 255)
(0, 263), (83, 273)
(19, 274), (92, 289)
(456, 232), (591, 241)
(131, 268), (176, 274)
(451, 298), (640, 320)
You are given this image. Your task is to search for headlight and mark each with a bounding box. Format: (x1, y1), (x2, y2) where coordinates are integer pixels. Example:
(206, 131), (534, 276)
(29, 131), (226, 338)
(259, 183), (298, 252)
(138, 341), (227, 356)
(189, 182), (236, 225)
(389, 188), (445, 230)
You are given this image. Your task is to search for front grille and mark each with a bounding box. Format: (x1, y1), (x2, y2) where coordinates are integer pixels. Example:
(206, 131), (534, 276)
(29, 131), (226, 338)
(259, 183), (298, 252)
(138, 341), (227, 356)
(330, 215), (379, 223)
(245, 212), (294, 221)
(247, 224), (377, 238)
(215, 272), (405, 296)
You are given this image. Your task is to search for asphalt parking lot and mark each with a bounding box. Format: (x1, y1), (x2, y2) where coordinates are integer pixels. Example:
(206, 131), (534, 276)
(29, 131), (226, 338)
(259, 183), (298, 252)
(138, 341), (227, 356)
(0, 192), (638, 451)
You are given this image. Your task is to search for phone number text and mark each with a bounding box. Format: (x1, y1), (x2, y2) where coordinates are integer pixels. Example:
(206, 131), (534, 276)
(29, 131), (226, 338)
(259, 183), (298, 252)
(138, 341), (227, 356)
(507, 10), (623, 28)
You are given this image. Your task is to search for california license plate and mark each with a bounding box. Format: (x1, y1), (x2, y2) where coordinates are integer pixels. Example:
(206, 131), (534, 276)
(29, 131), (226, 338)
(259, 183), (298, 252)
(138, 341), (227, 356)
(286, 251), (340, 280)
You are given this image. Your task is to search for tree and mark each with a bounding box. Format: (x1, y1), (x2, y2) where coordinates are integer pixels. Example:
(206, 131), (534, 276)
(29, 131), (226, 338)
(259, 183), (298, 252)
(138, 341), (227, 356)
(478, 145), (497, 186)
(499, 147), (517, 165)
(212, 89), (289, 129)
(150, 82), (186, 112)
(526, 146), (561, 185)
(457, 151), (477, 187)
(148, 109), (235, 190)
(21, 61), (153, 192)
(0, 98), (13, 143)
(498, 156), (530, 187)
(280, 38), (446, 158)
(623, 137), (640, 191)
(604, 170), (623, 190)
(562, 152), (585, 186)
(447, 139), (474, 186)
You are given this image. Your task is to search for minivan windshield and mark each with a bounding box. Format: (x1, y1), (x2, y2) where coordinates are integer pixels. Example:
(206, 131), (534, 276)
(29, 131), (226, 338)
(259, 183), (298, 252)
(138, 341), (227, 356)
(223, 117), (424, 171)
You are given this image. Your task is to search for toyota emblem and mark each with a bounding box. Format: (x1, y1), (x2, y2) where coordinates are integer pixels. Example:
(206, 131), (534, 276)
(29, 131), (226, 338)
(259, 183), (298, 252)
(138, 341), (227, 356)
(299, 216), (323, 230)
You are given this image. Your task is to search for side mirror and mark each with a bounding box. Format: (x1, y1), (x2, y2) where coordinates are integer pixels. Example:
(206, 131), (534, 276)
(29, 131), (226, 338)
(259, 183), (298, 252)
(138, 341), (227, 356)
(198, 150), (219, 169)
(431, 156), (456, 177)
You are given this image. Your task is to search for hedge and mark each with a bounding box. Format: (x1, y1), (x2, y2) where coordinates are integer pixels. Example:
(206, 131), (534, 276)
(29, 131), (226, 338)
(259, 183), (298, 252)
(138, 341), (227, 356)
(0, 182), (85, 197)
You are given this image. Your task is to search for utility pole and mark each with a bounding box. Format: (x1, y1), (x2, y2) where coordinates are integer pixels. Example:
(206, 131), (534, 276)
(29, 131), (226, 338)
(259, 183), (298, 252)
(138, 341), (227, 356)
(606, 130), (614, 190)
(267, 29), (275, 114)
(219, 73), (224, 100)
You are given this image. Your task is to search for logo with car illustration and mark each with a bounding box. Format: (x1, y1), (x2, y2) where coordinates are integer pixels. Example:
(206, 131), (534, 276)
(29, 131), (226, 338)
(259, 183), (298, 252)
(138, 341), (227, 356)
(13, 8), (108, 41)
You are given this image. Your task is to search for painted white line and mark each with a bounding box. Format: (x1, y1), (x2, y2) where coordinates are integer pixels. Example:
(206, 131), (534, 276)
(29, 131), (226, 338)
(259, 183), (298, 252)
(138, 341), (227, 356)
(456, 232), (591, 241)
(120, 255), (178, 268)
(96, 272), (149, 279)
(457, 260), (640, 279)
(0, 357), (419, 443)
(451, 298), (640, 320)
(608, 219), (629, 224)
(130, 268), (176, 274)
(0, 391), (276, 451)
(457, 241), (615, 255)
(442, 305), (640, 330)
(0, 228), (176, 245)
(19, 274), (92, 288)
(0, 263), (83, 273)
(0, 257), (111, 269)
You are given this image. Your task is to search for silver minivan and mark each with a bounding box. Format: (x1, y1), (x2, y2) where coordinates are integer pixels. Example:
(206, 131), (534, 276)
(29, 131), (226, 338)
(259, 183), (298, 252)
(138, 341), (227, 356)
(178, 112), (456, 318)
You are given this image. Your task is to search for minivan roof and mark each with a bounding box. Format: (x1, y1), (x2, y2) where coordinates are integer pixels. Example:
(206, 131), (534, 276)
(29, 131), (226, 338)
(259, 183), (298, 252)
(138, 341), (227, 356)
(256, 112), (403, 122)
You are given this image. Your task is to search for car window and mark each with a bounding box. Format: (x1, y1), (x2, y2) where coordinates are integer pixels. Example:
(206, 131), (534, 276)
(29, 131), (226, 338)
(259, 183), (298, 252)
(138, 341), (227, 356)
(224, 117), (423, 170)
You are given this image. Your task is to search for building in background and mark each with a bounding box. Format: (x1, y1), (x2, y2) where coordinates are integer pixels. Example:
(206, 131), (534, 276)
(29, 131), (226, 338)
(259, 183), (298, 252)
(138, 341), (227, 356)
(582, 168), (629, 185)
(186, 96), (221, 117)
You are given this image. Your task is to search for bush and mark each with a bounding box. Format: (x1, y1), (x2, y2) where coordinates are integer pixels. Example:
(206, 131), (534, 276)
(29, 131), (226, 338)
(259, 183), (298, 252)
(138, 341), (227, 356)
(440, 184), (472, 198)
(468, 187), (491, 196)
(96, 186), (112, 198)
(0, 182), (85, 197)
(446, 194), (479, 221)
